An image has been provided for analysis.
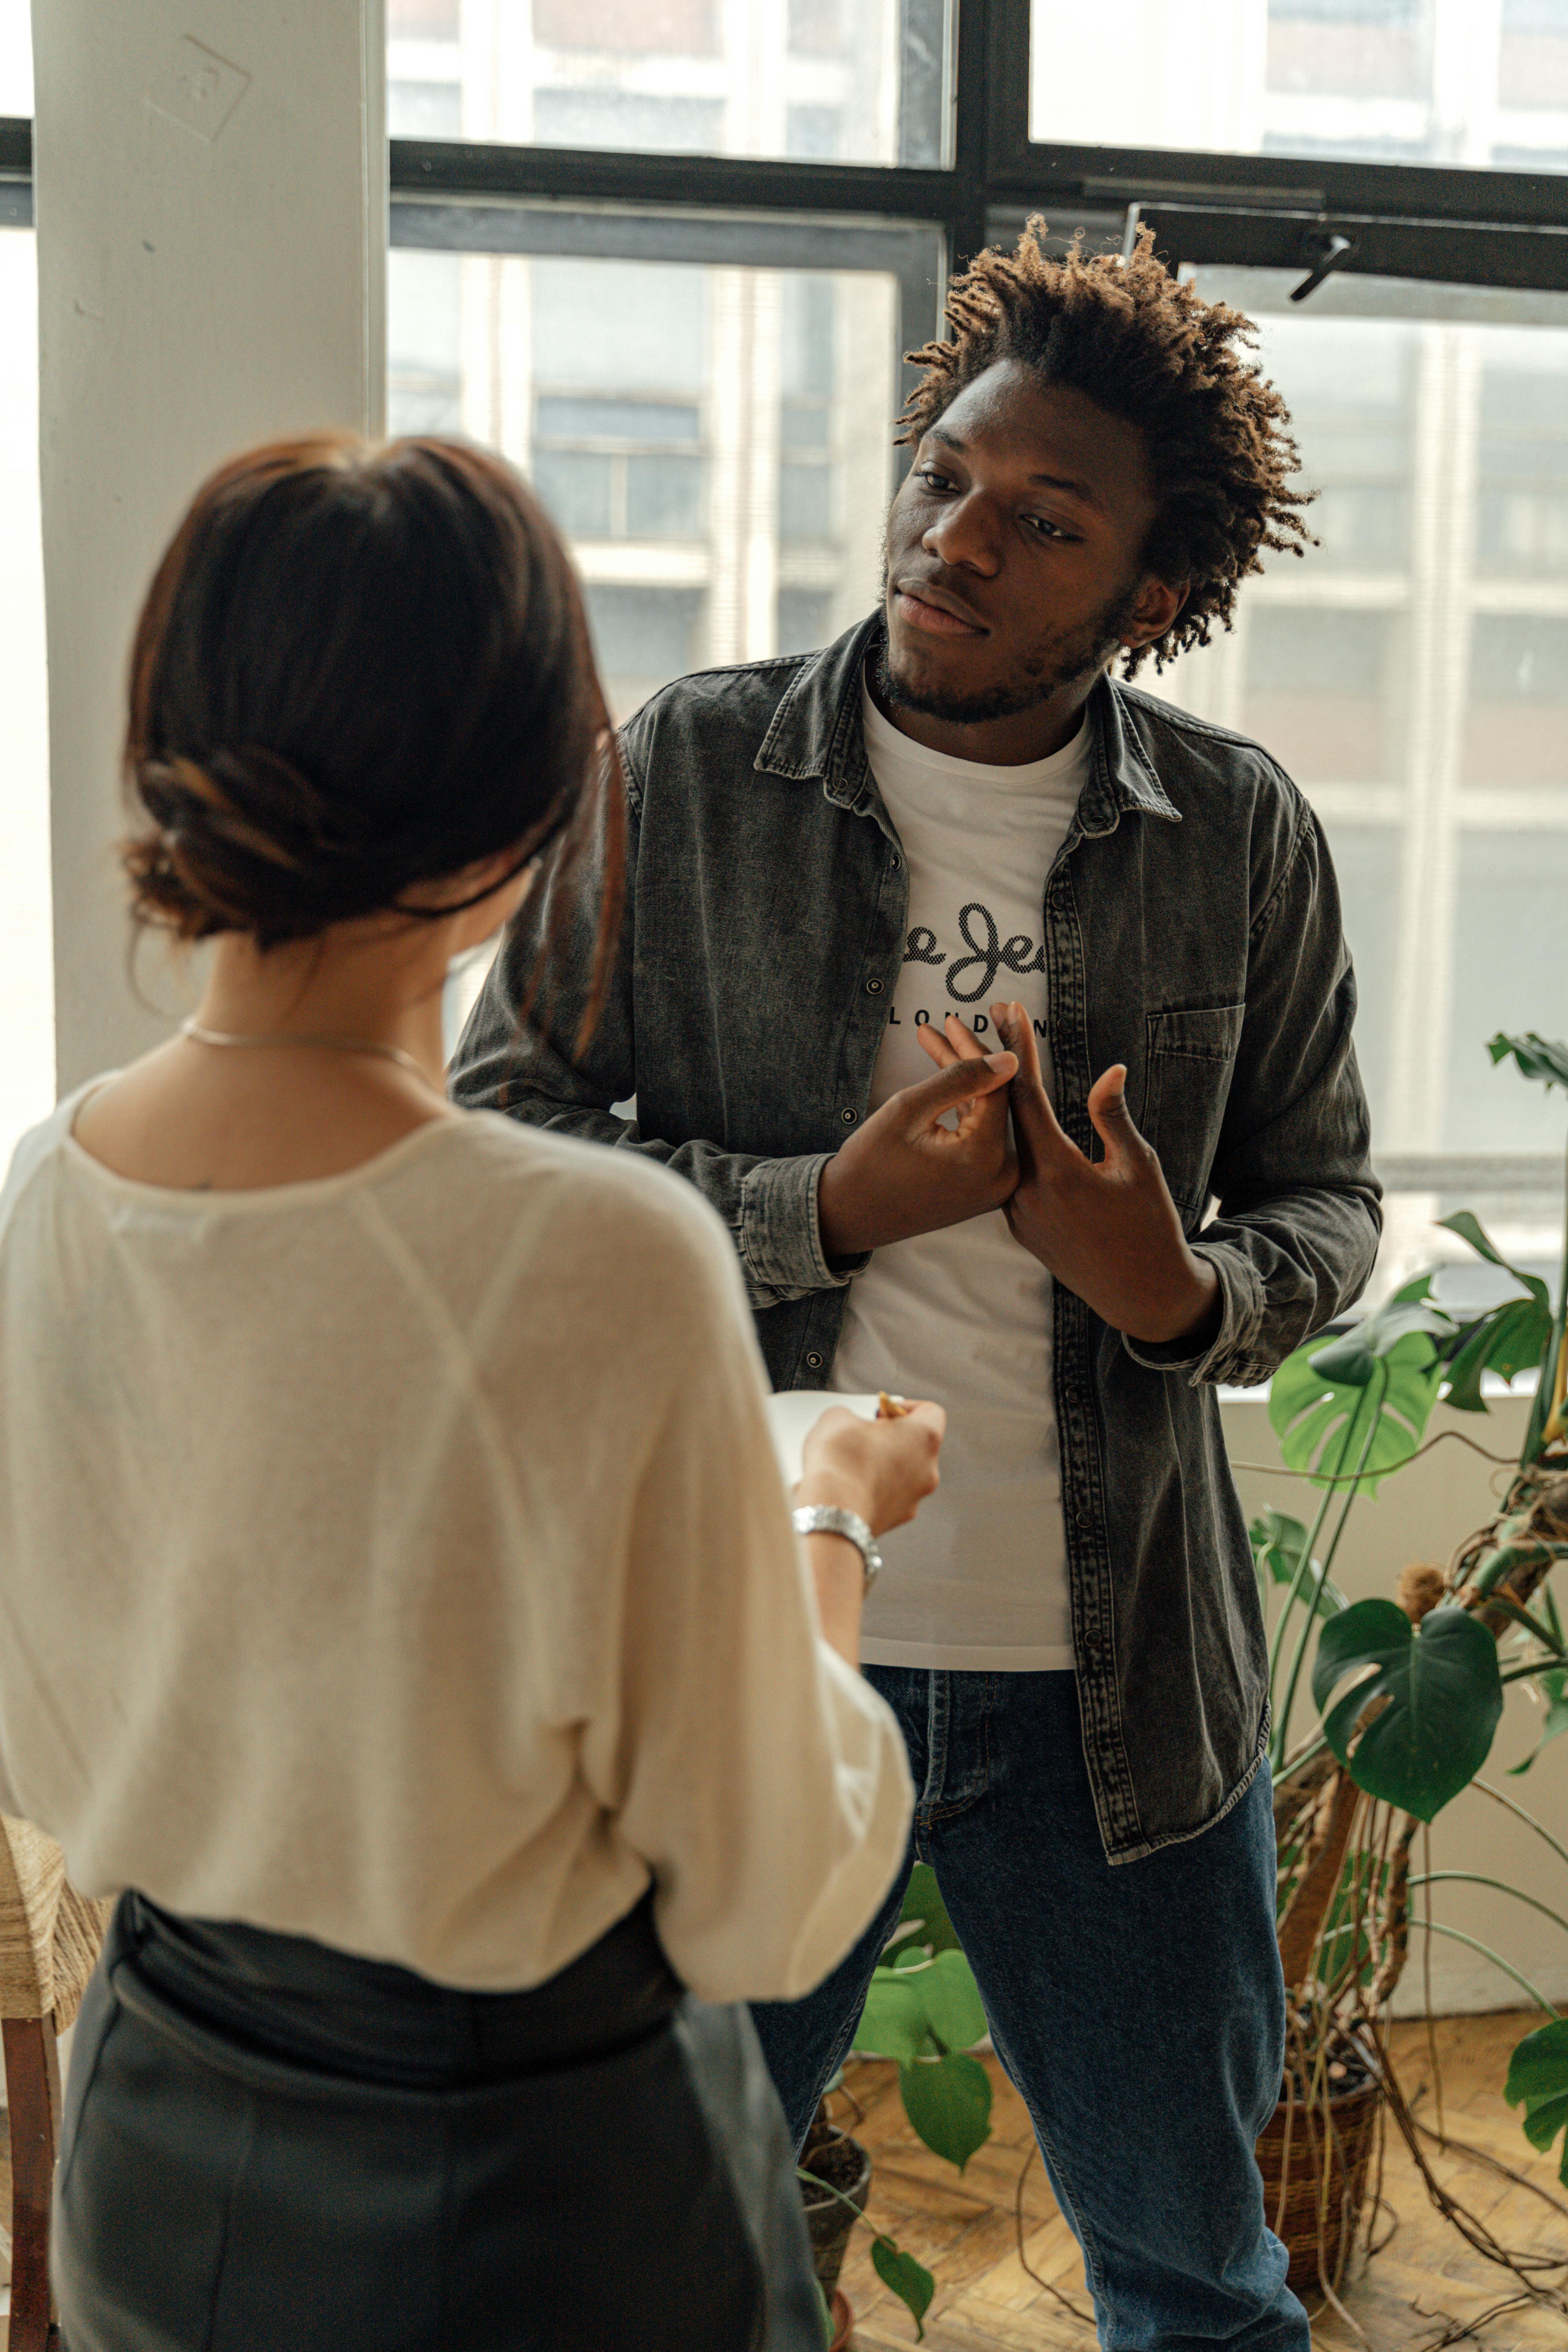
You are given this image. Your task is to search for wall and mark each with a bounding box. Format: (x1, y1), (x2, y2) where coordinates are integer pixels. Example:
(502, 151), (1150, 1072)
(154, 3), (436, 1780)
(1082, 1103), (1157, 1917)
(31, 0), (387, 1091)
(1223, 1392), (1568, 2014)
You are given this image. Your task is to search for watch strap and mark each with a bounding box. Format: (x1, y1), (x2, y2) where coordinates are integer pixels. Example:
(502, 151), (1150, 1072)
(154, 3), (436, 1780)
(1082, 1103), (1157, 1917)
(791, 1503), (882, 1591)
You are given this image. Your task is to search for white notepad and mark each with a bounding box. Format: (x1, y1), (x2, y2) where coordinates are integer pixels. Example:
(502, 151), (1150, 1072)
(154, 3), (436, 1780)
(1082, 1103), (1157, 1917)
(763, 1391), (886, 1489)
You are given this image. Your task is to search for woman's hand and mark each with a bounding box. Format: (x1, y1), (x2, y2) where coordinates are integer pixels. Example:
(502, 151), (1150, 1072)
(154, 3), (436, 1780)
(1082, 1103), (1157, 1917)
(798, 1401), (945, 1536)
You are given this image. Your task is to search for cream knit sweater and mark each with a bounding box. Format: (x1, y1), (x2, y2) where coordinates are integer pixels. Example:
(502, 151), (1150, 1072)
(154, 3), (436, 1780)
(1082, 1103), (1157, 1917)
(0, 1094), (912, 1998)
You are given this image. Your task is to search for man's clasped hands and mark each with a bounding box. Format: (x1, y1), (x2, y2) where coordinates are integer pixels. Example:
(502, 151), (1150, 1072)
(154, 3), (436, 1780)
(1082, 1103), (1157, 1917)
(816, 1004), (1223, 1351)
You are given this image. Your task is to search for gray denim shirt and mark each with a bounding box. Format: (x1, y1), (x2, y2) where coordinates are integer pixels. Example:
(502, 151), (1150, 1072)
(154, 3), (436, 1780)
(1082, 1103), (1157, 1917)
(451, 614), (1381, 1862)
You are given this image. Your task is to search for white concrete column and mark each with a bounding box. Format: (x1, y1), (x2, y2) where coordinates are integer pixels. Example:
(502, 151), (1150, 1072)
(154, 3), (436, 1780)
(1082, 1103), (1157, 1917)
(31, 0), (387, 1091)
(1384, 325), (1481, 1154)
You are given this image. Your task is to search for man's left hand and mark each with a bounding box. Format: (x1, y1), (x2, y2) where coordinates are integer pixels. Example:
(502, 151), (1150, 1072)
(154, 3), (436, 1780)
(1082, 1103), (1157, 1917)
(924, 1002), (1223, 1348)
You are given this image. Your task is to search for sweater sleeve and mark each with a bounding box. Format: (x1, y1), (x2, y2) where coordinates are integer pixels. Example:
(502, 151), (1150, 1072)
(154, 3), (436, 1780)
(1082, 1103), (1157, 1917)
(576, 1200), (913, 2004)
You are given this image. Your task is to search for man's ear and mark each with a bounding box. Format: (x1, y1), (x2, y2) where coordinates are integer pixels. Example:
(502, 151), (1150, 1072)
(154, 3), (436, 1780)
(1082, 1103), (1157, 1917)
(1122, 575), (1189, 648)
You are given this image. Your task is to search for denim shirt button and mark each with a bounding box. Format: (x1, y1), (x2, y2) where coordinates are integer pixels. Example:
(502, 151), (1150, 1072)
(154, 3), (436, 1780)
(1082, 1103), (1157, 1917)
(805, 1351), (824, 1371)
(841, 1108), (858, 1124)
(866, 978), (884, 995)
(1075, 1507), (1093, 1530)
(889, 853), (902, 869)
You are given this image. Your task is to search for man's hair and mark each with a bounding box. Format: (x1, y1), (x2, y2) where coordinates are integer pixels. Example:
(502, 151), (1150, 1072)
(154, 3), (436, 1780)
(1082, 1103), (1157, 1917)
(898, 220), (1313, 675)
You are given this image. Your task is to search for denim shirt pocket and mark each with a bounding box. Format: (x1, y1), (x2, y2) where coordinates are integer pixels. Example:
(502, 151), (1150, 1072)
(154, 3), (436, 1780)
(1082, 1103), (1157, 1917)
(1139, 1001), (1247, 1220)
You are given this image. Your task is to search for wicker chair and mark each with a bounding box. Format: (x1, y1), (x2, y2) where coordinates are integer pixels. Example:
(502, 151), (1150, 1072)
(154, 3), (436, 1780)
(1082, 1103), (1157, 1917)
(0, 1819), (111, 2352)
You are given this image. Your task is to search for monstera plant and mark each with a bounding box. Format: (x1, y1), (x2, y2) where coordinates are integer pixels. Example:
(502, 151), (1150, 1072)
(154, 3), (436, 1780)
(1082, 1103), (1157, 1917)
(1255, 1029), (1568, 2311)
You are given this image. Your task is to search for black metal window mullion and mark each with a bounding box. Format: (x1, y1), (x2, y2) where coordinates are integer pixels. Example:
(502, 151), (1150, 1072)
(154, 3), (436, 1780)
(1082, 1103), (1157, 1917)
(0, 116), (30, 228)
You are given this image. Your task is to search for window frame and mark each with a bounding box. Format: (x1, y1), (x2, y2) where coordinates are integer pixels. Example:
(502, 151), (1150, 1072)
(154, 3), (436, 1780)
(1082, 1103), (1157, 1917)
(4, 0), (1568, 1206)
(5, 0), (1567, 289)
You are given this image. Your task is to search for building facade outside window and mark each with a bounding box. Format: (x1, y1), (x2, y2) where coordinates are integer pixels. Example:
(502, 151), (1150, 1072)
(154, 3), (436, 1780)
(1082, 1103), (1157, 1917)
(388, 0), (947, 166)
(388, 247), (898, 721)
(1135, 272), (1568, 1303)
(1030, 0), (1568, 177)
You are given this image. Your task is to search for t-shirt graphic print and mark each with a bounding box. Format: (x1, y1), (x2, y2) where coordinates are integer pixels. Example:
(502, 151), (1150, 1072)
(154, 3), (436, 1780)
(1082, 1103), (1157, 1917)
(829, 679), (1093, 1671)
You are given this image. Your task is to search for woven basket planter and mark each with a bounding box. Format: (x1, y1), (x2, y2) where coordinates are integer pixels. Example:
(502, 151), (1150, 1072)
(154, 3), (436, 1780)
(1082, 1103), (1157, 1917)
(1256, 2071), (1381, 2296)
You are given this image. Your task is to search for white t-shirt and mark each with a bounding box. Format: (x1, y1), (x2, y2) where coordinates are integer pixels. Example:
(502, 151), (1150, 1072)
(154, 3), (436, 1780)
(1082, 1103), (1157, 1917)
(829, 681), (1092, 1671)
(0, 1094), (912, 1999)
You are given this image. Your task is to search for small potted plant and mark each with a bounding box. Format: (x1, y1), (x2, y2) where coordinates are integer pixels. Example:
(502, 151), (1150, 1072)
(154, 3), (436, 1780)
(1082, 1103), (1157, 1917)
(797, 1864), (993, 2341)
(797, 2092), (870, 2345)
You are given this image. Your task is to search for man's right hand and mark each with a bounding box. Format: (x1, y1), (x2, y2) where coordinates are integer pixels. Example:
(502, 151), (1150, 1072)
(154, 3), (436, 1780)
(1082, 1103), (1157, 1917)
(817, 1023), (1018, 1258)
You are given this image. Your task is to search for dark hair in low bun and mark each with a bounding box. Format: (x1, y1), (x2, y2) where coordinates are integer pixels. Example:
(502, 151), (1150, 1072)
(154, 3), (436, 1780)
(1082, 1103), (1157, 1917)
(123, 432), (623, 1032)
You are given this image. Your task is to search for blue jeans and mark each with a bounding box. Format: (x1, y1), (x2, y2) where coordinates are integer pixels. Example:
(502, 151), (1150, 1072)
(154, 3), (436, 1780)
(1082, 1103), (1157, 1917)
(751, 1670), (1308, 2352)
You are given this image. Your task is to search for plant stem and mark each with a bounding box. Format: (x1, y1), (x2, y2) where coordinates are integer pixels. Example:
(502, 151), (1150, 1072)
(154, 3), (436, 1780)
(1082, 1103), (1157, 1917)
(1279, 1728), (1333, 1778)
(1266, 1478), (1339, 1692)
(1275, 1365), (1388, 1762)
(796, 2167), (865, 2221)
(1520, 1123), (1568, 1469)
(1267, 1410), (1364, 1768)
(1409, 1871), (1568, 1942)
(1414, 1920), (1559, 2015)
(1472, 1775), (1568, 1872)
(1484, 1595), (1567, 1655)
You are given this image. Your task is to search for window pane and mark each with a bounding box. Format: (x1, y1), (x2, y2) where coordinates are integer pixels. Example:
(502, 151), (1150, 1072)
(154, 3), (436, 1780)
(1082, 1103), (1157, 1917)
(1141, 269), (1568, 1298)
(389, 247), (897, 717)
(777, 586), (833, 653)
(532, 448), (615, 536)
(625, 452), (703, 537)
(387, 0), (952, 167)
(0, 227), (56, 1174)
(1029, 0), (1568, 176)
(0, 0), (31, 114)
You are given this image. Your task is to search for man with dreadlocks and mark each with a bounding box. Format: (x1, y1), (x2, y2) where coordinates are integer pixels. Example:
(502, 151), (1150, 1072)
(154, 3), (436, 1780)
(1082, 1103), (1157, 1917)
(454, 225), (1377, 2348)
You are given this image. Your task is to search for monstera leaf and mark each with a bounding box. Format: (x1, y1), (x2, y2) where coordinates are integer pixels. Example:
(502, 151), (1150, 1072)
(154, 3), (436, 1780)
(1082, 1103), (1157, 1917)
(1509, 1668), (1568, 1778)
(1506, 2017), (1568, 2186)
(1270, 1296), (1455, 1497)
(1490, 1031), (1568, 1094)
(1437, 1212), (1554, 1413)
(1249, 1508), (1346, 1619)
(1312, 1599), (1503, 1819)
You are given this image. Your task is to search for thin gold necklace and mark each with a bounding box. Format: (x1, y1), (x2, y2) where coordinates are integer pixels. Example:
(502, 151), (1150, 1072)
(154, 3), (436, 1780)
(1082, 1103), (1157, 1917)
(180, 1015), (428, 1082)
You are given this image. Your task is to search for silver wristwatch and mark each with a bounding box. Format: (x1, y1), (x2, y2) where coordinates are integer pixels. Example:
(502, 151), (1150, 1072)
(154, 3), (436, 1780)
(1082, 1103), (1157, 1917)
(791, 1504), (883, 1592)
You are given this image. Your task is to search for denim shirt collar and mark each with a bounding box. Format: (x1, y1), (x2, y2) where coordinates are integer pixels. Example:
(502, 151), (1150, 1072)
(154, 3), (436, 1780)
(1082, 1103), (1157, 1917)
(753, 612), (1182, 833)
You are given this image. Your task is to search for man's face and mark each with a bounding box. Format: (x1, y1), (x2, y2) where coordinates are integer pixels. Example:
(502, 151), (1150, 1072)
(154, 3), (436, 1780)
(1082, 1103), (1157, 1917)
(881, 362), (1179, 726)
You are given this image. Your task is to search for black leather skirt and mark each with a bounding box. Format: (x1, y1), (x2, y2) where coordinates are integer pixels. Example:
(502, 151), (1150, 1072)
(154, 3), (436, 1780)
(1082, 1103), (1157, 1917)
(55, 1891), (823, 2351)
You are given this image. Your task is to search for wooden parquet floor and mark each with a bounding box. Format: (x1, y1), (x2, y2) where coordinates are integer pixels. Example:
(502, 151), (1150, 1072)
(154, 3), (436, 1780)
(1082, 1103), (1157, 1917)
(836, 2014), (1568, 2351)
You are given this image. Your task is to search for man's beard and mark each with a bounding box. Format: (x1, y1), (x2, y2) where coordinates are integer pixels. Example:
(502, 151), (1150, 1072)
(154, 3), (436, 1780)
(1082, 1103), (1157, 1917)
(876, 577), (1143, 727)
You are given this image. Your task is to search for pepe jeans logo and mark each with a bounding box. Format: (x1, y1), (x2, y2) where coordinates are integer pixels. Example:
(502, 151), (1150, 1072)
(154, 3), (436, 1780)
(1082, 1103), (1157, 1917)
(892, 903), (1049, 1037)
(905, 903), (1047, 1004)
